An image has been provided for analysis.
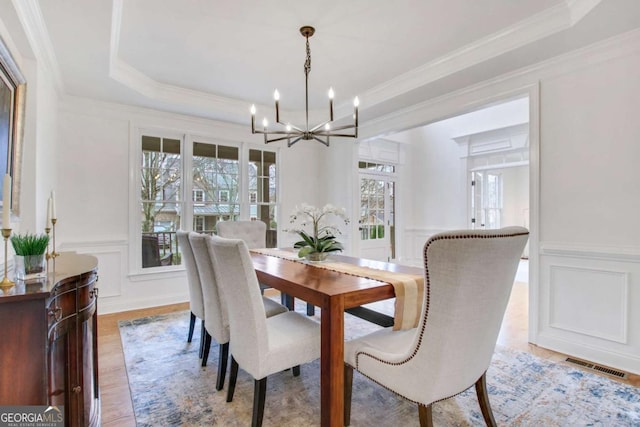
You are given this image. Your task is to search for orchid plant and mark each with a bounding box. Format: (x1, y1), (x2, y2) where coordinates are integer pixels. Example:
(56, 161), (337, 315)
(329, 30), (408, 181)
(288, 203), (350, 258)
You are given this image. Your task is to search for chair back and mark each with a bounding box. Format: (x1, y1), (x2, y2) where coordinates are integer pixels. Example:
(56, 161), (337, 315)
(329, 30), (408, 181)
(176, 231), (205, 320)
(421, 227), (528, 400)
(189, 233), (230, 344)
(356, 227), (528, 404)
(142, 235), (161, 267)
(216, 220), (266, 249)
(207, 235), (269, 376)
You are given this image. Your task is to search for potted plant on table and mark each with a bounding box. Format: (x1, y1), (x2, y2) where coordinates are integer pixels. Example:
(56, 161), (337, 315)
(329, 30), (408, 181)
(288, 203), (350, 261)
(11, 232), (49, 280)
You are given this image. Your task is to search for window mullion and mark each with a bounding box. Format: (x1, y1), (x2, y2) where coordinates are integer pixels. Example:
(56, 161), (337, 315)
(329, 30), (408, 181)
(182, 134), (194, 231)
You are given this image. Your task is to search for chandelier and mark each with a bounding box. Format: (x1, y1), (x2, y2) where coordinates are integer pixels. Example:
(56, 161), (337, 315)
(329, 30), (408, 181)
(250, 26), (359, 147)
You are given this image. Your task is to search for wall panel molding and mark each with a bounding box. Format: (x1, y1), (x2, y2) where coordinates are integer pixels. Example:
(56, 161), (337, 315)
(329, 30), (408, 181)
(540, 243), (640, 263)
(539, 245), (640, 374)
(548, 265), (628, 343)
(60, 240), (128, 299)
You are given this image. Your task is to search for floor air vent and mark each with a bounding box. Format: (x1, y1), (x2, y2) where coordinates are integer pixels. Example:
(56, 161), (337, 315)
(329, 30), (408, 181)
(565, 357), (628, 379)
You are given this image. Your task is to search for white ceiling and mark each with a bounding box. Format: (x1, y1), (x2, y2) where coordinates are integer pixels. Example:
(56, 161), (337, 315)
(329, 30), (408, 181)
(8, 0), (640, 129)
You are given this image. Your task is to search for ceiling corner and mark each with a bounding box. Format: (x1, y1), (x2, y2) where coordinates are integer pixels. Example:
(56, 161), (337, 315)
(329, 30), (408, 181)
(12, 0), (64, 95)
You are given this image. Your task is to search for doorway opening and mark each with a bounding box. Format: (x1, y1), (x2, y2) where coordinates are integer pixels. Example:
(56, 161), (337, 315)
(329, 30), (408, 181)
(358, 161), (396, 262)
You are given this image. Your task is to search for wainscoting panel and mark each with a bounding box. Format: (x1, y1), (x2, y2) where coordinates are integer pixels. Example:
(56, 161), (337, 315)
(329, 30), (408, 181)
(402, 228), (448, 266)
(60, 239), (190, 315)
(61, 240), (128, 298)
(548, 265), (628, 343)
(538, 244), (640, 374)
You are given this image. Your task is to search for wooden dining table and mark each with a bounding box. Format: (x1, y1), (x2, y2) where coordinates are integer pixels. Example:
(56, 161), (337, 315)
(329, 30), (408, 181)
(250, 251), (424, 427)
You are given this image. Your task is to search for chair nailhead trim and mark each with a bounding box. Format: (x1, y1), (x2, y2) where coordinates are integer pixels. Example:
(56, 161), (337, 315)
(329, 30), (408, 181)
(353, 229), (529, 405)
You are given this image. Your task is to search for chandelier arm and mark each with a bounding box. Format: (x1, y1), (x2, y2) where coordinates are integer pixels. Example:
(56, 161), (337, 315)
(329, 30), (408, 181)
(311, 135), (330, 146)
(263, 135), (300, 144)
(316, 132), (356, 138)
(309, 120), (332, 133)
(287, 136), (304, 147)
(275, 120), (304, 133)
(253, 129), (303, 136)
(324, 123), (356, 132)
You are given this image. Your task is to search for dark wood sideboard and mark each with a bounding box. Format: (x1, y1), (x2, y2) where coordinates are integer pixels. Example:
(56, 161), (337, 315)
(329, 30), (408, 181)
(0, 252), (100, 427)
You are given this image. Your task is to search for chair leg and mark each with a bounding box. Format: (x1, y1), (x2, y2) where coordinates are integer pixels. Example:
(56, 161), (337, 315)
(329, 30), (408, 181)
(201, 330), (212, 367)
(306, 303), (315, 316)
(283, 294), (294, 310)
(187, 312), (196, 342)
(292, 365), (300, 377)
(344, 365), (353, 426)
(475, 372), (497, 427)
(252, 377), (267, 427)
(227, 356), (239, 403)
(216, 342), (229, 391)
(418, 404), (433, 427)
(199, 321), (205, 358)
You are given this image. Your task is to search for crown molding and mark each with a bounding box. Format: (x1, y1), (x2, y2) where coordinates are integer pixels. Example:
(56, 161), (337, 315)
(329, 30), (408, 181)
(12, 0), (64, 95)
(361, 0), (601, 109)
(0, 8), (24, 70)
(107, 0), (600, 125)
(567, 0), (602, 25)
(109, 0), (263, 122)
(360, 26), (640, 140)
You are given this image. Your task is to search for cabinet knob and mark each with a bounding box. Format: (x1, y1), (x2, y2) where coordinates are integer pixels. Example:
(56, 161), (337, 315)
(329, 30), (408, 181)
(48, 307), (62, 322)
(73, 386), (81, 394)
(89, 288), (99, 299)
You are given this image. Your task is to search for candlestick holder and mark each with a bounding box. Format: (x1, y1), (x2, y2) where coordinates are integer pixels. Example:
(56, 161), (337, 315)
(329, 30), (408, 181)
(1, 228), (14, 290)
(50, 218), (59, 259)
(45, 226), (52, 260)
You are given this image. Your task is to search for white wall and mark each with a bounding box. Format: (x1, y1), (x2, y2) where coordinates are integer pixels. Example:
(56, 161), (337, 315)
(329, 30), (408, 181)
(536, 46), (640, 375)
(55, 97), (323, 313)
(0, 13), (58, 269)
(540, 54), (640, 247)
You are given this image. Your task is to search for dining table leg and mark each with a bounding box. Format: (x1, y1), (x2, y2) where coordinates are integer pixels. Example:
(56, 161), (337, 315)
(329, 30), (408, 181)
(321, 295), (345, 427)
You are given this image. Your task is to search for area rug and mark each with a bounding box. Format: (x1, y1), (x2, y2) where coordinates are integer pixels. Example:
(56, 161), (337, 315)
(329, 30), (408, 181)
(119, 306), (640, 426)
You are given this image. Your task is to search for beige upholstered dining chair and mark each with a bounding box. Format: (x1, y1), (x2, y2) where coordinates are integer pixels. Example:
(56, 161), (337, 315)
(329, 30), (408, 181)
(188, 233), (288, 390)
(343, 227), (529, 426)
(216, 220), (316, 315)
(207, 235), (321, 427)
(176, 231), (205, 356)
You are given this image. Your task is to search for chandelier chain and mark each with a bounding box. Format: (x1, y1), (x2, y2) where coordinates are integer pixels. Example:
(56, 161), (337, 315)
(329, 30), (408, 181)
(305, 38), (311, 77)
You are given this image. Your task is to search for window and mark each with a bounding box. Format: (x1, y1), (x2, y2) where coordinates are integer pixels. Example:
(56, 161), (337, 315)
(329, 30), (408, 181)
(134, 133), (279, 271)
(193, 189), (205, 204)
(248, 149), (278, 247)
(359, 161), (395, 173)
(193, 142), (240, 233)
(140, 135), (181, 269)
(194, 216), (205, 232)
(471, 171), (503, 229)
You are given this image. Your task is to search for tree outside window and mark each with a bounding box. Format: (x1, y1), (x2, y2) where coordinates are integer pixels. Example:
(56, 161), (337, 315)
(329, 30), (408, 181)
(140, 135), (181, 268)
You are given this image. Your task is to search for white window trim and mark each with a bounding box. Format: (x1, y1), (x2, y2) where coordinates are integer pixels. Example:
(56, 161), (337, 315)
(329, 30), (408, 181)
(129, 125), (187, 276)
(129, 126), (281, 277)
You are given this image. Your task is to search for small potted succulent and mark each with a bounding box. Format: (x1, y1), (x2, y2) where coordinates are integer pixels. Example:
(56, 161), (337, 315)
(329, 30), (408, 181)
(11, 232), (49, 280)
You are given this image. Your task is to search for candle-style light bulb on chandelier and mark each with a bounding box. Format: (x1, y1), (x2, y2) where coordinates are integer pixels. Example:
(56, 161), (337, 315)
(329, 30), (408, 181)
(250, 26), (359, 147)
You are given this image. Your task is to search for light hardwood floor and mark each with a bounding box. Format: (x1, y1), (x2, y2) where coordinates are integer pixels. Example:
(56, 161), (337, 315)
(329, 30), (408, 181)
(97, 278), (639, 426)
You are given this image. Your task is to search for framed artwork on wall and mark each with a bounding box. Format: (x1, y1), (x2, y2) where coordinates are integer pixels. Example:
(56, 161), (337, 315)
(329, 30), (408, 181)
(0, 35), (26, 220)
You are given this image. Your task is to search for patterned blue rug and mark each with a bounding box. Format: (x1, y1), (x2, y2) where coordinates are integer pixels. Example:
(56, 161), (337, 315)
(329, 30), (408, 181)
(119, 308), (640, 426)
